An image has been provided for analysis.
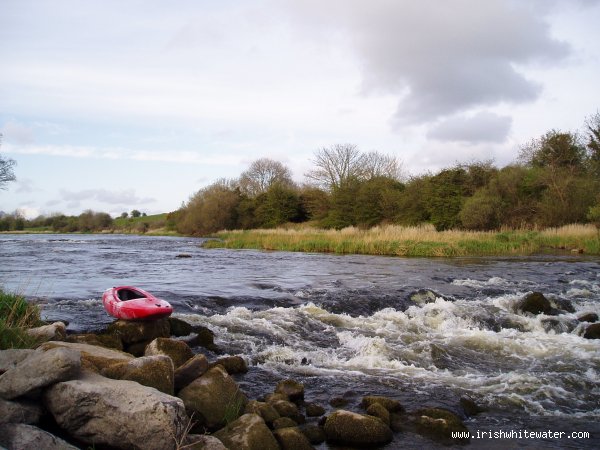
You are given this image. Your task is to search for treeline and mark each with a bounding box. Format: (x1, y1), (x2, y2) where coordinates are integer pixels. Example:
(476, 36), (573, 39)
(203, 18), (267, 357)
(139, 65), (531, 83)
(171, 112), (600, 235)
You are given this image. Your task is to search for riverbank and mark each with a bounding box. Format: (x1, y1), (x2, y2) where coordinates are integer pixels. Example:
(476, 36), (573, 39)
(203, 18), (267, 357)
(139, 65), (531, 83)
(203, 224), (600, 257)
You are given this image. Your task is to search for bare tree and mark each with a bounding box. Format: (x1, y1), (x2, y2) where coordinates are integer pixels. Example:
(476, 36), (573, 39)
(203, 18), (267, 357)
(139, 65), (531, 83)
(0, 134), (17, 190)
(238, 158), (295, 197)
(363, 151), (404, 181)
(305, 144), (367, 190)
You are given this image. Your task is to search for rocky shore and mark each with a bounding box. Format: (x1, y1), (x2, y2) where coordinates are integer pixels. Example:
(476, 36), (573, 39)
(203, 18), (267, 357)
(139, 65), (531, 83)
(1, 291), (598, 450)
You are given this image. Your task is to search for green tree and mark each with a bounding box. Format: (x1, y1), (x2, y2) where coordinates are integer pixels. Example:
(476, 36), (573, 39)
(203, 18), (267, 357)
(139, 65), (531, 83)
(584, 112), (600, 178)
(354, 176), (404, 227)
(238, 158), (295, 198)
(131, 209), (142, 218)
(425, 168), (468, 231)
(255, 183), (302, 228)
(321, 177), (361, 229)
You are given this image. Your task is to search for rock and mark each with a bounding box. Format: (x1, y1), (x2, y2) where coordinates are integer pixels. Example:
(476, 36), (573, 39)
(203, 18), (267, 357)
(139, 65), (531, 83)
(412, 407), (469, 442)
(275, 379), (304, 403)
(0, 397), (43, 424)
(101, 355), (174, 395)
(366, 403), (390, 426)
(0, 347), (80, 400)
(244, 400), (280, 425)
(25, 322), (66, 343)
(583, 323), (600, 339)
(44, 371), (187, 450)
(361, 395), (404, 412)
(518, 292), (552, 315)
(270, 399), (305, 424)
(176, 253), (192, 258)
(0, 423), (79, 450)
(0, 349), (34, 373)
(212, 355), (248, 374)
(145, 337), (194, 368)
(187, 325), (218, 351)
(107, 318), (170, 345)
(174, 354), (209, 391)
(273, 426), (315, 450)
(550, 298), (575, 313)
(66, 333), (123, 351)
(578, 313), (599, 323)
(264, 392), (288, 403)
(460, 396), (486, 416)
(541, 318), (577, 334)
(213, 413), (279, 450)
(273, 417), (299, 429)
(169, 317), (194, 337)
(329, 397), (348, 408)
(305, 402), (325, 417)
(323, 410), (393, 447)
(299, 424), (326, 445)
(39, 341), (133, 372)
(178, 365), (248, 430)
(126, 340), (152, 356)
(182, 434), (228, 450)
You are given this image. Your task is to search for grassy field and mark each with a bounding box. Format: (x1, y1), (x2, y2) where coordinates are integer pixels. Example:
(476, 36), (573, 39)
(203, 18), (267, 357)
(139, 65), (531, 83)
(203, 224), (600, 257)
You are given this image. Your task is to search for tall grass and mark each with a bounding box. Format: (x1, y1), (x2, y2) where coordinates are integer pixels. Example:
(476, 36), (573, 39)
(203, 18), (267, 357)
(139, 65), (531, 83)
(0, 288), (43, 349)
(203, 224), (600, 257)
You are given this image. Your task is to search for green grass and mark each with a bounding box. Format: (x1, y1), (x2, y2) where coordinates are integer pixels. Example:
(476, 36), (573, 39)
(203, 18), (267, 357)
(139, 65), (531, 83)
(203, 224), (600, 257)
(0, 288), (43, 349)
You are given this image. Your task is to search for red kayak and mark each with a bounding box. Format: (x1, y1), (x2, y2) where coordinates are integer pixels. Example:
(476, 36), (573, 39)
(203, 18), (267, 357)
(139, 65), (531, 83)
(102, 286), (173, 320)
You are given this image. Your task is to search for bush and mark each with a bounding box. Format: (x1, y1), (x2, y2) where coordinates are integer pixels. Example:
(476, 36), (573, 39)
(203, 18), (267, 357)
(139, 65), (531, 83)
(0, 289), (42, 349)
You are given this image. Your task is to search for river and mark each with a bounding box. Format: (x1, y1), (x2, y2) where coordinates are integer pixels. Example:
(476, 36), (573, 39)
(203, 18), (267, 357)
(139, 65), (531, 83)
(1, 234), (599, 448)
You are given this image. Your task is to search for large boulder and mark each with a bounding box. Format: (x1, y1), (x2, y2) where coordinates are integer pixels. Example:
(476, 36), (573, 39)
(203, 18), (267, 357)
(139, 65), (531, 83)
(39, 341), (133, 372)
(213, 413), (279, 450)
(145, 337), (194, 368)
(0, 347), (80, 400)
(245, 400), (280, 426)
(323, 410), (393, 447)
(269, 399), (305, 424)
(0, 349), (35, 373)
(101, 355), (174, 395)
(211, 355), (248, 374)
(178, 365), (248, 430)
(44, 372), (187, 450)
(25, 322), (66, 343)
(66, 333), (123, 351)
(361, 395), (404, 413)
(0, 397), (43, 424)
(174, 354), (209, 391)
(0, 423), (79, 450)
(107, 318), (170, 345)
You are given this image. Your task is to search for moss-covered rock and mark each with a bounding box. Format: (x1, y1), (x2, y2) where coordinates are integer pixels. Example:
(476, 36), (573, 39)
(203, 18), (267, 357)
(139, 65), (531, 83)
(269, 399), (305, 424)
(299, 424), (326, 445)
(578, 313), (599, 323)
(144, 337), (194, 368)
(168, 317), (194, 337)
(178, 365), (248, 430)
(244, 400), (280, 426)
(273, 417), (298, 429)
(101, 355), (174, 395)
(366, 402), (390, 426)
(107, 319), (170, 345)
(213, 413), (279, 450)
(174, 354), (209, 391)
(361, 395), (404, 413)
(273, 426), (315, 450)
(323, 410), (393, 447)
(211, 355), (248, 374)
(66, 333), (123, 351)
(304, 402), (325, 417)
(412, 407), (469, 442)
(38, 341), (133, 373)
(187, 325), (218, 351)
(275, 379), (304, 403)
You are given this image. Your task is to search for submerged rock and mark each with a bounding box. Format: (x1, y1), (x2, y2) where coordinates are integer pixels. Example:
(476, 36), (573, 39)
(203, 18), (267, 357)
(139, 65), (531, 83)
(44, 372), (187, 450)
(583, 323), (600, 339)
(460, 396), (486, 417)
(517, 292), (552, 315)
(323, 410), (393, 447)
(275, 379), (305, 403)
(408, 289), (445, 306)
(411, 407), (469, 442)
(213, 413), (279, 450)
(0, 347), (80, 400)
(541, 318), (578, 334)
(304, 402), (326, 417)
(578, 312), (599, 323)
(361, 395), (404, 413)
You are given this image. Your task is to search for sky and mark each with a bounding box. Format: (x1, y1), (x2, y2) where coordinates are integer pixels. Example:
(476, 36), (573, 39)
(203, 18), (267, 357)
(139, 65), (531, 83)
(1, 0), (599, 218)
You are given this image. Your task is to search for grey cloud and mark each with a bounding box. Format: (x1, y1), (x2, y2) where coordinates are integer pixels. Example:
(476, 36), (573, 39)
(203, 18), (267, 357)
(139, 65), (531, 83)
(427, 112), (512, 144)
(1, 120), (35, 144)
(59, 188), (156, 206)
(285, 0), (571, 124)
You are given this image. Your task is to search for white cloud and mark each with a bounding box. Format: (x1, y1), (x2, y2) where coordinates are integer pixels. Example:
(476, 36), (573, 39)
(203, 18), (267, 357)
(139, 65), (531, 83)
(59, 188), (155, 206)
(427, 112), (513, 144)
